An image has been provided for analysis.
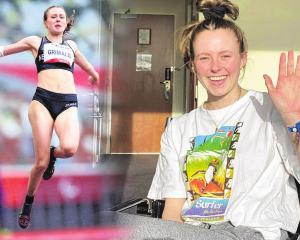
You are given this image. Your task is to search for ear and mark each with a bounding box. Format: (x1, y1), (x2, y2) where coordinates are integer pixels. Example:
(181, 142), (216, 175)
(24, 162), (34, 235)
(44, 21), (48, 29)
(240, 51), (248, 69)
(190, 61), (196, 73)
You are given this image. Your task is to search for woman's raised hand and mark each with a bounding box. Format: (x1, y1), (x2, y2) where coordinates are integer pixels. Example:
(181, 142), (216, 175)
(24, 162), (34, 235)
(264, 50), (300, 126)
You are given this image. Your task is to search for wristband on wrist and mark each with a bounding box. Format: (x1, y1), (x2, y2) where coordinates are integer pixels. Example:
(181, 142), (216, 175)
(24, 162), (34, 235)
(0, 46), (4, 57)
(287, 121), (300, 133)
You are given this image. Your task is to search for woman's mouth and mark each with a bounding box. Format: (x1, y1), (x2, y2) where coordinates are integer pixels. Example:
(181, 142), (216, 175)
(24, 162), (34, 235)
(208, 75), (227, 87)
(208, 75), (227, 81)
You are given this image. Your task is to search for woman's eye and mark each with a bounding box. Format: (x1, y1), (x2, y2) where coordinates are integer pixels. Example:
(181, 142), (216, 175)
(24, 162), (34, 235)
(199, 57), (209, 61)
(222, 55), (231, 59)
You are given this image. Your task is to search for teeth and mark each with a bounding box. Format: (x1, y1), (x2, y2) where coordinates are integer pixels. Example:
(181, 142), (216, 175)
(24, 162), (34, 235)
(209, 76), (227, 81)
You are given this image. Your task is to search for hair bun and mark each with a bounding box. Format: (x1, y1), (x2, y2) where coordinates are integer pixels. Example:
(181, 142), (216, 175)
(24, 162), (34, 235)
(202, 5), (226, 20)
(197, 0), (239, 21)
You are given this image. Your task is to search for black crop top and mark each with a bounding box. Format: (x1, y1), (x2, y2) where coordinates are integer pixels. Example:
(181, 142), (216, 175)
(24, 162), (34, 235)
(35, 36), (75, 73)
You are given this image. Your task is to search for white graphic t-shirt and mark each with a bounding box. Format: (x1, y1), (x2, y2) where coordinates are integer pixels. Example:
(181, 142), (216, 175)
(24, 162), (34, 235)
(148, 90), (300, 240)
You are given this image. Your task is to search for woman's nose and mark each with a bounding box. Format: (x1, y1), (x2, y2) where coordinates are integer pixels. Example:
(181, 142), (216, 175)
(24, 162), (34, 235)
(211, 58), (221, 72)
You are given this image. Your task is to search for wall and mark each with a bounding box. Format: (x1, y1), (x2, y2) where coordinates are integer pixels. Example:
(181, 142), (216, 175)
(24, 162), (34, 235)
(109, 0), (188, 116)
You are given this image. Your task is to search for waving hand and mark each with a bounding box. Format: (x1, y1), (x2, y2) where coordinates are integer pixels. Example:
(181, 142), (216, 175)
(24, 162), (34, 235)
(263, 50), (300, 126)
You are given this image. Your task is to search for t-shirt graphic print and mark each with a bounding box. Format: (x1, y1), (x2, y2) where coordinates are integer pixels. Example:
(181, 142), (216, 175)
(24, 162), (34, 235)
(182, 122), (243, 224)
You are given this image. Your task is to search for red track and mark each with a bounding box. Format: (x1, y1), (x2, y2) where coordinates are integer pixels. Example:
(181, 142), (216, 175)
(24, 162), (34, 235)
(0, 227), (131, 240)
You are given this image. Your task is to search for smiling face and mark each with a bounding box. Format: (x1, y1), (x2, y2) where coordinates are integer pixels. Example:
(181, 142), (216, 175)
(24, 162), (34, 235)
(192, 28), (247, 104)
(44, 7), (67, 35)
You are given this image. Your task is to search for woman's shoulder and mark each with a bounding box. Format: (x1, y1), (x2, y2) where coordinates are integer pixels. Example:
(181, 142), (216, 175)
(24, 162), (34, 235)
(247, 89), (281, 120)
(247, 90), (273, 107)
(23, 35), (42, 43)
(65, 39), (78, 51)
(16, 35), (42, 50)
(169, 108), (199, 128)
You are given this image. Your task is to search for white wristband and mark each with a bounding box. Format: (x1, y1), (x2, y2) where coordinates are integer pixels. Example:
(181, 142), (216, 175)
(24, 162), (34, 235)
(0, 46), (4, 57)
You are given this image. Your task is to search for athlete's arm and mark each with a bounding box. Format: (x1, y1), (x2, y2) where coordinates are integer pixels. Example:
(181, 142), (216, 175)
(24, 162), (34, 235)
(1, 36), (39, 56)
(162, 198), (185, 222)
(69, 40), (99, 85)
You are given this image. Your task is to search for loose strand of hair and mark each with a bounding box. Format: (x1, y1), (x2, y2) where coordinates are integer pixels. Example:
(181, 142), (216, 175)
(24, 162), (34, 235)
(178, 22), (199, 61)
(64, 9), (76, 34)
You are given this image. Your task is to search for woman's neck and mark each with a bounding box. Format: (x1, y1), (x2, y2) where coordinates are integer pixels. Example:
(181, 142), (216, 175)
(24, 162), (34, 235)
(46, 34), (64, 43)
(204, 87), (246, 110)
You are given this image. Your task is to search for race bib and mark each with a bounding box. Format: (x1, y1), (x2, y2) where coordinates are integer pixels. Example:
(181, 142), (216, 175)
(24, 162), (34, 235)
(43, 43), (74, 66)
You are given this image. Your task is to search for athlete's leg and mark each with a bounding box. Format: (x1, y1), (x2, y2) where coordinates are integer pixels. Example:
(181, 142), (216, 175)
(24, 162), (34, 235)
(19, 100), (54, 228)
(27, 101), (54, 194)
(53, 107), (80, 158)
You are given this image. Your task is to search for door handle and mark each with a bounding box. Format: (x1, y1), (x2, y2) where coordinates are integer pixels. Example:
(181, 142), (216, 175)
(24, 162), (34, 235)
(160, 80), (171, 100)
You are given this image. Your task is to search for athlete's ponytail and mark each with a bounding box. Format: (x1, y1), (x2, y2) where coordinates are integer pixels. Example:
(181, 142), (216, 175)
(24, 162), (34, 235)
(64, 9), (76, 34)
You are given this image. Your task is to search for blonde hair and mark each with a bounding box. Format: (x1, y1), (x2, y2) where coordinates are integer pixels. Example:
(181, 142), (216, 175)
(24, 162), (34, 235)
(179, 0), (247, 69)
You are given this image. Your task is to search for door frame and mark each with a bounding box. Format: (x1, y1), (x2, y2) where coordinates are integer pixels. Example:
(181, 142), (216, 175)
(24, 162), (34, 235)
(104, 7), (190, 153)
